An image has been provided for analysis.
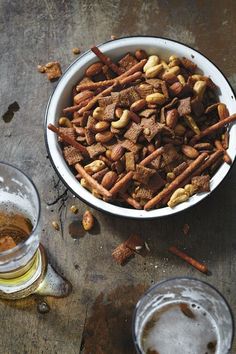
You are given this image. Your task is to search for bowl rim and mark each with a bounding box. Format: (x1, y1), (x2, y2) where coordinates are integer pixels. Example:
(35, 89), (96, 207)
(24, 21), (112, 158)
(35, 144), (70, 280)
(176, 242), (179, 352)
(44, 35), (236, 219)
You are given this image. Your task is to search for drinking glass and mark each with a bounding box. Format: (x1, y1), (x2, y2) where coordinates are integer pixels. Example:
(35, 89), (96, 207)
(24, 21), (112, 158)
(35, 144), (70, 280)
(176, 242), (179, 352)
(0, 161), (71, 299)
(133, 277), (234, 354)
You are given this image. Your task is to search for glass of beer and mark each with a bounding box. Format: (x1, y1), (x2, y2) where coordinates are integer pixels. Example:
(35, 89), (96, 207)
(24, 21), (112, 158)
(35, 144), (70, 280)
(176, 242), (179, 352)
(132, 277), (233, 354)
(0, 161), (71, 299)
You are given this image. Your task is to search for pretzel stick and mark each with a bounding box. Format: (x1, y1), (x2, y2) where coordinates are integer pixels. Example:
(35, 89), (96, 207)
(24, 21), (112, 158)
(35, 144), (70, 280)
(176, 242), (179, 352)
(63, 98), (91, 114)
(222, 131), (229, 149)
(120, 192), (142, 209)
(118, 71), (142, 85)
(109, 171), (133, 196)
(77, 78), (116, 91)
(110, 147), (164, 198)
(77, 59), (147, 91)
(47, 124), (88, 155)
(78, 71), (144, 115)
(75, 163), (112, 199)
(191, 150), (224, 177)
(140, 147), (164, 166)
(78, 83), (117, 115)
(214, 140), (232, 164)
(190, 114), (236, 145)
(91, 46), (124, 75)
(169, 246), (208, 274)
(144, 153), (208, 210)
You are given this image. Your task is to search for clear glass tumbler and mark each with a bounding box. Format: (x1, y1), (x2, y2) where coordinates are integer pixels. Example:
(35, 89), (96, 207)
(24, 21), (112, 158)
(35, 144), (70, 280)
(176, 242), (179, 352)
(0, 161), (71, 299)
(133, 277), (234, 354)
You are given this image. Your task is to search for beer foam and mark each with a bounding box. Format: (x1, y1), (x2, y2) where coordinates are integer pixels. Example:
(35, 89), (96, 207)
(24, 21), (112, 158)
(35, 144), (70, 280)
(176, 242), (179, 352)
(140, 302), (220, 354)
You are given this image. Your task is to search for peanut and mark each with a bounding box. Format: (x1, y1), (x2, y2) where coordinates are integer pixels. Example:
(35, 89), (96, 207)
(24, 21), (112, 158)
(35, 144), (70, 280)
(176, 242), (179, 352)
(84, 160), (106, 174)
(111, 109), (130, 128)
(95, 131), (114, 143)
(143, 55), (159, 72)
(82, 210), (94, 231)
(115, 107), (123, 119)
(130, 99), (146, 112)
(160, 59), (169, 69)
(177, 74), (186, 85)
(93, 107), (104, 120)
(218, 103), (229, 120)
(168, 188), (189, 208)
(105, 149), (112, 160)
(135, 49), (148, 60)
(181, 145), (199, 159)
(184, 114), (201, 135)
(111, 145), (125, 161)
(168, 57), (181, 67)
(145, 64), (163, 78)
(166, 109), (179, 128)
(58, 117), (73, 127)
(166, 65), (180, 76)
(94, 121), (110, 132)
(193, 80), (206, 101)
(85, 62), (103, 77)
(101, 171), (118, 189)
(174, 124), (186, 136)
(146, 93), (166, 105)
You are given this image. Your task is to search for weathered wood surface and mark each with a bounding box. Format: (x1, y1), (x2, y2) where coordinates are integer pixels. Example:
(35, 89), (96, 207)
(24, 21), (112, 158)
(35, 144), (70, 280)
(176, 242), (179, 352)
(0, 1), (236, 353)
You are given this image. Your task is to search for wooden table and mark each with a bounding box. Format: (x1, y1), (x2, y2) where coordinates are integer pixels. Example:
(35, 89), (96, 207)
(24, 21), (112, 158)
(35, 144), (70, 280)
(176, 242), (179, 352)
(0, 1), (235, 353)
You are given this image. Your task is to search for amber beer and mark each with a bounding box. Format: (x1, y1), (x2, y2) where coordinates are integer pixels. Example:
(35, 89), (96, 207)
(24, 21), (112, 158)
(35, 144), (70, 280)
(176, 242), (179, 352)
(133, 278), (233, 354)
(0, 162), (71, 299)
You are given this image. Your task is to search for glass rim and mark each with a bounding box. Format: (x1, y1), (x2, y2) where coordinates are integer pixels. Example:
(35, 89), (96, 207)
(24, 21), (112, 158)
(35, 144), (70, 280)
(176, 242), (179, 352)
(0, 161), (41, 257)
(132, 276), (234, 354)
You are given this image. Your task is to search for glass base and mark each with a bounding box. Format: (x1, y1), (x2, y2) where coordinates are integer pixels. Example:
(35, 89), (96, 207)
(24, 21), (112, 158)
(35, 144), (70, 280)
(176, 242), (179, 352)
(0, 244), (72, 299)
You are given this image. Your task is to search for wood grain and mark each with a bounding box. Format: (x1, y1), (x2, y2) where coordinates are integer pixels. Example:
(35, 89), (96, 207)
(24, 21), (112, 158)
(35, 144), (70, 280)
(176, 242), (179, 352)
(0, 0), (235, 353)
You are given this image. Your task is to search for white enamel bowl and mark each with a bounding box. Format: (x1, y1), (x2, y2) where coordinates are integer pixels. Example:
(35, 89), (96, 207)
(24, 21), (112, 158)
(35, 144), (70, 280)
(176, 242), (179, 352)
(45, 36), (236, 219)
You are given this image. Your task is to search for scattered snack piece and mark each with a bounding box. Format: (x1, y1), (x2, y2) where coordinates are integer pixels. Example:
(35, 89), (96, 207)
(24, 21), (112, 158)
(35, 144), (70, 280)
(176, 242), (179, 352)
(110, 35), (117, 40)
(52, 221), (60, 231)
(82, 210), (94, 231)
(125, 234), (144, 252)
(38, 61), (62, 81)
(169, 246), (208, 274)
(37, 64), (45, 73)
(70, 205), (78, 214)
(0, 236), (16, 252)
(112, 242), (134, 265)
(183, 223), (190, 236)
(72, 47), (81, 55)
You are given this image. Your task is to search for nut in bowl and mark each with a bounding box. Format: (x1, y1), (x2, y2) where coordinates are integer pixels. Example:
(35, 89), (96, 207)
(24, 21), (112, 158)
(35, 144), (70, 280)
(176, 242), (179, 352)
(45, 36), (236, 218)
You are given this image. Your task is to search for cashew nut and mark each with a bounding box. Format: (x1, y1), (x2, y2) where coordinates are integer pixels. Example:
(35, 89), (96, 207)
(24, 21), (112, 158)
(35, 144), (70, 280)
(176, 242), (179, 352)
(84, 160), (106, 174)
(111, 109), (130, 129)
(145, 64), (163, 78)
(143, 55), (159, 72)
(93, 106), (104, 120)
(146, 93), (166, 105)
(58, 117), (73, 127)
(184, 184), (198, 197)
(167, 188), (189, 208)
(193, 80), (207, 101)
